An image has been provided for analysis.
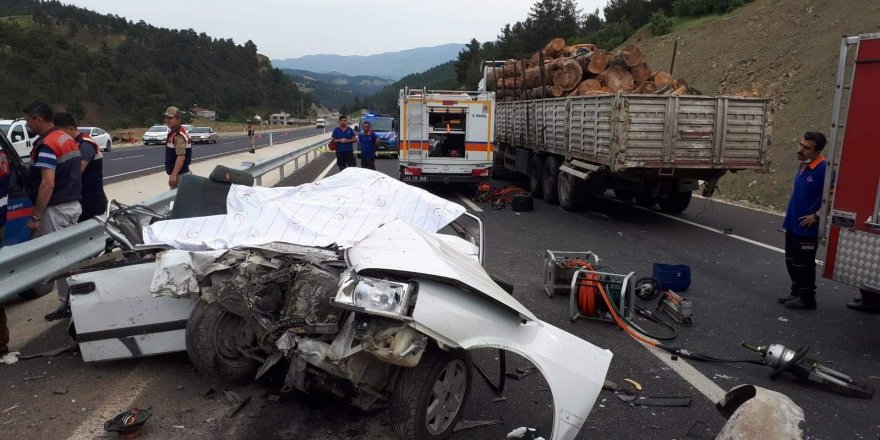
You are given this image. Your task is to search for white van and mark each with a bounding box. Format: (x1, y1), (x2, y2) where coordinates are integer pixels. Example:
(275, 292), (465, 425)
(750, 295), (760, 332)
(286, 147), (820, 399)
(315, 118), (326, 129)
(0, 119), (39, 160)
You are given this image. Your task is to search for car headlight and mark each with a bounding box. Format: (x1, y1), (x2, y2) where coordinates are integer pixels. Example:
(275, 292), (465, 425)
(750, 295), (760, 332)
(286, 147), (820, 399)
(334, 269), (415, 319)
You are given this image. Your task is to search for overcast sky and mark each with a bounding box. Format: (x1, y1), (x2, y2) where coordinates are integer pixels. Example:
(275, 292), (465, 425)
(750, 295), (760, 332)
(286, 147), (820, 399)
(65, 0), (607, 59)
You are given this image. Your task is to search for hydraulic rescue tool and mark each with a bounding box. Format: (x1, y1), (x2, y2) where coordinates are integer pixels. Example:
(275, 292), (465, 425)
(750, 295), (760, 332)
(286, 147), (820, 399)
(742, 343), (875, 399)
(657, 290), (693, 326)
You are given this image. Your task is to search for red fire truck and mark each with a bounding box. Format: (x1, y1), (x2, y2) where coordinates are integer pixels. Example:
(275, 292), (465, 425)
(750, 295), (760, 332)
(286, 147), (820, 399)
(820, 33), (880, 312)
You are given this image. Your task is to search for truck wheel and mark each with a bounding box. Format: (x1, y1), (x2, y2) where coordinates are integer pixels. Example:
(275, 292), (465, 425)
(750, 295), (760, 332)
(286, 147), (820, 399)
(186, 300), (260, 384)
(635, 192), (657, 208)
(390, 347), (472, 440)
(659, 191), (693, 214)
(541, 156), (560, 204)
(528, 155), (544, 198)
(558, 172), (588, 212)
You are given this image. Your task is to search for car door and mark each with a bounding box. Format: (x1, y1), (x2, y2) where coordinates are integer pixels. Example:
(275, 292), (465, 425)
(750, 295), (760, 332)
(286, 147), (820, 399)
(1, 132), (34, 246)
(8, 123), (32, 160)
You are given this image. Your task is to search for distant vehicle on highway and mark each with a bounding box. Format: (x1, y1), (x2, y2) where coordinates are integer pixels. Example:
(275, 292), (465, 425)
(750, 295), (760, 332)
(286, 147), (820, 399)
(315, 118), (325, 129)
(142, 125), (170, 145)
(189, 126), (218, 144)
(78, 127), (112, 152)
(0, 118), (39, 160)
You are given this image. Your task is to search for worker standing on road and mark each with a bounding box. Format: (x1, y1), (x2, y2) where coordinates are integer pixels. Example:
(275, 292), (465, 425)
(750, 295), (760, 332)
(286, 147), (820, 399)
(247, 123), (256, 154)
(778, 132), (827, 310)
(331, 115), (357, 171)
(0, 147), (10, 357)
(21, 102), (83, 321)
(54, 112), (107, 221)
(357, 121), (378, 170)
(163, 106), (192, 189)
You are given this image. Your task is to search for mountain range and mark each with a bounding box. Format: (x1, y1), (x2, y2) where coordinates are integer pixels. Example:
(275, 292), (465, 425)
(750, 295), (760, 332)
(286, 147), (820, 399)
(272, 43), (465, 80)
(282, 69), (394, 110)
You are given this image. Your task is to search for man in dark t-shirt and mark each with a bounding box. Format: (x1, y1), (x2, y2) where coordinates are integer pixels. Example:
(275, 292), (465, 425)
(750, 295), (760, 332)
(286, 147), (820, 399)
(331, 115), (357, 171)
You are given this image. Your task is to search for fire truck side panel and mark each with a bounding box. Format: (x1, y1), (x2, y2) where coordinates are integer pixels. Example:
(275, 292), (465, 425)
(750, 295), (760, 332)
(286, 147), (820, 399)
(823, 35), (880, 288)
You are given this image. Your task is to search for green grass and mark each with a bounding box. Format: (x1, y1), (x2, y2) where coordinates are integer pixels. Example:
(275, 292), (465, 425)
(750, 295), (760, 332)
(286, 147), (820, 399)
(669, 14), (725, 33)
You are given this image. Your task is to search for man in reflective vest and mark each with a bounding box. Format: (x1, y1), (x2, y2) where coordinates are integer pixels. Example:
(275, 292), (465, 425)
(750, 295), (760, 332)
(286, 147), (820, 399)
(54, 112), (107, 221)
(22, 102), (83, 321)
(164, 106), (191, 189)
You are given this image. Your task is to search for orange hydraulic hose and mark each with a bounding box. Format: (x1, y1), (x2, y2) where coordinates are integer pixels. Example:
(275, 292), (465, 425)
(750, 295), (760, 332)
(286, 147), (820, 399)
(578, 263), (660, 347)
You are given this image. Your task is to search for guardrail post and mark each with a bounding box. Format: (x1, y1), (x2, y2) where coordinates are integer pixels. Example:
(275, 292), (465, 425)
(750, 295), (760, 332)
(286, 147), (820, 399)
(270, 132), (274, 147)
(279, 163), (285, 180)
(256, 175), (263, 186)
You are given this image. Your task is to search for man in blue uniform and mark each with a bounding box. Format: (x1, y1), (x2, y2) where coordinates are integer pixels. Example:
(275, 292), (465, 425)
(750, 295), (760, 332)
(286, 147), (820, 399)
(331, 115), (357, 171)
(357, 121), (378, 170)
(778, 132), (827, 310)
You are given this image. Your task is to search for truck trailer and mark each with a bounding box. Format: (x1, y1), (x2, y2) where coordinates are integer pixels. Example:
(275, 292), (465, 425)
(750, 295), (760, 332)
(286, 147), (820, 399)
(484, 62), (773, 213)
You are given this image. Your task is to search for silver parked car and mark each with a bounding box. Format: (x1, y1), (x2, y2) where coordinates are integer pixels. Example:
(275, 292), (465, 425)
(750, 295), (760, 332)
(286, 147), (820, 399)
(78, 127), (112, 152)
(143, 125), (170, 145)
(189, 126), (218, 144)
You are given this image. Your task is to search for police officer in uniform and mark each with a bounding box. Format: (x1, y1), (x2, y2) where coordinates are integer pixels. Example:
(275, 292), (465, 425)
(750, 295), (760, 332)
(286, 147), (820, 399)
(163, 106), (192, 189)
(53, 112), (107, 221)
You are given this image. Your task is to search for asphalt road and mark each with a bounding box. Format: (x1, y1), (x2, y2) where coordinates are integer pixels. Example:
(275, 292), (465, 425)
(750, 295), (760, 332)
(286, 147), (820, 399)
(1, 156), (877, 440)
(102, 126), (327, 183)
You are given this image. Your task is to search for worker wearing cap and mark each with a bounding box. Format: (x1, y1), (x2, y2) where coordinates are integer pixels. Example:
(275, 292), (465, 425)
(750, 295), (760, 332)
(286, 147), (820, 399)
(778, 132), (827, 310)
(163, 106), (192, 189)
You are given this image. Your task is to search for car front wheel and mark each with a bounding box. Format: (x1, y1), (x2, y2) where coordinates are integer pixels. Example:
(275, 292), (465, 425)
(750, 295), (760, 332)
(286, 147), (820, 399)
(390, 347), (472, 440)
(104, 141), (111, 152)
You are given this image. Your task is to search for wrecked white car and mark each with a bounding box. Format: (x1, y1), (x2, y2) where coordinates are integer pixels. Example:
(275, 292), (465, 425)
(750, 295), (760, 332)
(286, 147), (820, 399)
(65, 167), (613, 440)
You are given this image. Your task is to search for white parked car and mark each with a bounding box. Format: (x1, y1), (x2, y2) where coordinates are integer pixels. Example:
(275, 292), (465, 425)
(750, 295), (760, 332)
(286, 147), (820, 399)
(78, 127), (112, 152)
(143, 125), (170, 145)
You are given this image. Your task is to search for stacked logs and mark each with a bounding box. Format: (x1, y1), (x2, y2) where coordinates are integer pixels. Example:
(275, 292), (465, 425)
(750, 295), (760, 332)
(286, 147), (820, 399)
(487, 38), (692, 101)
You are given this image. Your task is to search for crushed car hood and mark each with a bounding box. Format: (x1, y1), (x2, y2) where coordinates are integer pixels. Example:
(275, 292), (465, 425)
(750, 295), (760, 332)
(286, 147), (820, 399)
(346, 219), (538, 321)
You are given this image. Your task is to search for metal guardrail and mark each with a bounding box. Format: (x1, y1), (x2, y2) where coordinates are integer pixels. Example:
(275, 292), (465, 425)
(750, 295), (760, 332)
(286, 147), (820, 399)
(0, 136), (329, 302)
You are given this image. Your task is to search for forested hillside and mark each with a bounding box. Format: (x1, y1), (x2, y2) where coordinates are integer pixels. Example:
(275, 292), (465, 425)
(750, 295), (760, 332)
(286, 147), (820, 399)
(282, 69), (393, 110)
(0, 0), (312, 127)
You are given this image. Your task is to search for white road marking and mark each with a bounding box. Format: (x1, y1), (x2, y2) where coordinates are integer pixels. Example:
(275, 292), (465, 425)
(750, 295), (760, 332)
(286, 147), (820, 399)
(68, 362), (152, 440)
(315, 159), (336, 182)
(616, 200), (824, 265)
(456, 192), (484, 213)
(110, 154), (143, 161)
(641, 342), (726, 403)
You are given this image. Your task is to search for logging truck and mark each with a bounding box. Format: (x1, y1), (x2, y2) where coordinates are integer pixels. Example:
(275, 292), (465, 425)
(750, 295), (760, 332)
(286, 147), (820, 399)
(480, 39), (773, 213)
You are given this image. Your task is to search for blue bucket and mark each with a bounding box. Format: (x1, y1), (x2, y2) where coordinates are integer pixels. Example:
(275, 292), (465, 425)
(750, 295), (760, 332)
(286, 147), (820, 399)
(652, 263), (691, 292)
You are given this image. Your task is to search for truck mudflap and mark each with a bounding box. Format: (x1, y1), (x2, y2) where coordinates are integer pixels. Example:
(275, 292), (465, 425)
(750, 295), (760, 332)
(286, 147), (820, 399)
(409, 278), (612, 440)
